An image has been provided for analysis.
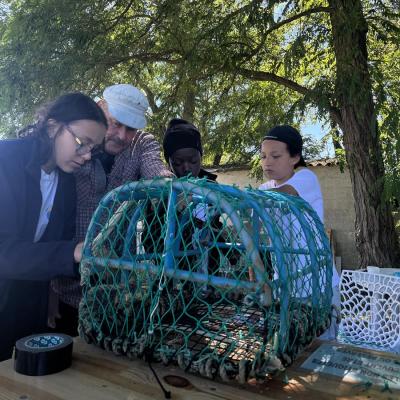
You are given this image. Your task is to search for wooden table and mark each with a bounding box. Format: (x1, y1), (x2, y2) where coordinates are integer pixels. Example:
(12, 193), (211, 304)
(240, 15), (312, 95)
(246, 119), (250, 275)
(0, 339), (398, 400)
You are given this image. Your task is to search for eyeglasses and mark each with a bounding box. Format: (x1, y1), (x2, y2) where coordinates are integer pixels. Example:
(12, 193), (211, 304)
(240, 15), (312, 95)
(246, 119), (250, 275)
(64, 124), (102, 156)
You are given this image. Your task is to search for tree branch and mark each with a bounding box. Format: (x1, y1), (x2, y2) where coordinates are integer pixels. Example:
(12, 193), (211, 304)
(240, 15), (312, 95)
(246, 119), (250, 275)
(237, 67), (309, 95)
(101, 0), (135, 33)
(265, 6), (331, 35)
(105, 52), (182, 65)
(236, 67), (342, 125)
(140, 82), (160, 113)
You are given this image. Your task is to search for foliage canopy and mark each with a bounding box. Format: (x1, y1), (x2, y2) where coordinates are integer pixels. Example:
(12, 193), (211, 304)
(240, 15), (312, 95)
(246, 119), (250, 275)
(0, 0), (399, 264)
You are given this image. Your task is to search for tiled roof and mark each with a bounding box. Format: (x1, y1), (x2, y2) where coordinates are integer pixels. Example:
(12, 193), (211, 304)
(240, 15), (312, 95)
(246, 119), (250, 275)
(206, 158), (339, 171)
(306, 158), (338, 167)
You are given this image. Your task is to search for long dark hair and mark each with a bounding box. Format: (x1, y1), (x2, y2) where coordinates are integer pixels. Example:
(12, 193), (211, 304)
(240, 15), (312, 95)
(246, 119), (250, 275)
(18, 92), (107, 163)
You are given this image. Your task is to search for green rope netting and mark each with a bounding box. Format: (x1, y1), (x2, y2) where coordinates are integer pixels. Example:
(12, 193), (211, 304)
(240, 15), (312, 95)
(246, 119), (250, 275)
(79, 177), (333, 383)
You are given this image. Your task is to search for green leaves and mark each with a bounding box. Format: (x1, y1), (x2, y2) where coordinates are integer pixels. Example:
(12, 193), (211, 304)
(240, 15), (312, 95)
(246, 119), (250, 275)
(0, 0), (398, 185)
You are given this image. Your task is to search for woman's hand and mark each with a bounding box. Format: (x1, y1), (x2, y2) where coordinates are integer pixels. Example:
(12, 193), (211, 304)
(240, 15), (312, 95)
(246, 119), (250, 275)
(74, 242), (84, 263)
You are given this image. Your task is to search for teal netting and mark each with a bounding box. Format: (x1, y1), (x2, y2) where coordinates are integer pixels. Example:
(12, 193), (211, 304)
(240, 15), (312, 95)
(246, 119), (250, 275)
(79, 177), (333, 383)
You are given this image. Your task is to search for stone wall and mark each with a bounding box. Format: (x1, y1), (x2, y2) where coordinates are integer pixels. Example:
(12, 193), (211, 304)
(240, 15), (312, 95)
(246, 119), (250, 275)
(310, 165), (358, 268)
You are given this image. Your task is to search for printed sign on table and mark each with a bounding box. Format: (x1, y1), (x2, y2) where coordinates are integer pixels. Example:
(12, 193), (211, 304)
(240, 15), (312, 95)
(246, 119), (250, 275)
(301, 343), (400, 390)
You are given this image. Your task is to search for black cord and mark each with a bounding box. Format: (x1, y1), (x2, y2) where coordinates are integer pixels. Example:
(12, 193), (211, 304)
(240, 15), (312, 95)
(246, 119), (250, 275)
(145, 348), (172, 399)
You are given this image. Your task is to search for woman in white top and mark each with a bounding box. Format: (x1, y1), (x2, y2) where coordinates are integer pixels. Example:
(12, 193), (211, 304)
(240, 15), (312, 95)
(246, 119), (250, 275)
(259, 125), (323, 221)
(259, 125), (339, 339)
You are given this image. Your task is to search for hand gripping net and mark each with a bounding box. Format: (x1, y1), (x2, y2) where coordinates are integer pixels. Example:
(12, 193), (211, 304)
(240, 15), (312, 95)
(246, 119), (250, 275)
(79, 177), (333, 383)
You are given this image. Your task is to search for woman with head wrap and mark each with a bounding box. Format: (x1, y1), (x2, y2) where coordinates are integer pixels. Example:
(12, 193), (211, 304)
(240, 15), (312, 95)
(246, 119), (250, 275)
(142, 118), (239, 286)
(163, 118), (216, 181)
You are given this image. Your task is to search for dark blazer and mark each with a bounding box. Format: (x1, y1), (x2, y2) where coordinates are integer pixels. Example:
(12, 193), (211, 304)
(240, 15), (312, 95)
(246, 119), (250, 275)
(0, 137), (78, 361)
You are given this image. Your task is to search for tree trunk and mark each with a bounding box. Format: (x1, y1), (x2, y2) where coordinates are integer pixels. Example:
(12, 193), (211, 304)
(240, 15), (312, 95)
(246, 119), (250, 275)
(182, 87), (196, 122)
(329, 0), (400, 266)
(213, 153), (222, 166)
(329, 121), (343, 151)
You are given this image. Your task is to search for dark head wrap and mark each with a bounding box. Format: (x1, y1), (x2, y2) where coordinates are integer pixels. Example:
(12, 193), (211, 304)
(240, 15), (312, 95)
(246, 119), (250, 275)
(163, 118), (203, 162)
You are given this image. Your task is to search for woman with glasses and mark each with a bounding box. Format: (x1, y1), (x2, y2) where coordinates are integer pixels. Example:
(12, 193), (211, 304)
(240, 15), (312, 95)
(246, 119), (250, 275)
(0, 92), (107, 361)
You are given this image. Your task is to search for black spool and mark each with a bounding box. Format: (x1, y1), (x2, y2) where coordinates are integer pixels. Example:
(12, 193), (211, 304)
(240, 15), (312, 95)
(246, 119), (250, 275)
(14, 333), (73, 376)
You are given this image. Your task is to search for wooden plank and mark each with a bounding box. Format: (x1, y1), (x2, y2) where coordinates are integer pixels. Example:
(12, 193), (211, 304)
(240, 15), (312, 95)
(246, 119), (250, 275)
(0, 339), (398, 400)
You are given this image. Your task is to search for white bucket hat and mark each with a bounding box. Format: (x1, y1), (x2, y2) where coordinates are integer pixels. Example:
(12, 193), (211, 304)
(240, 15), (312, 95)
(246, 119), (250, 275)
(103, 84), (149, 129)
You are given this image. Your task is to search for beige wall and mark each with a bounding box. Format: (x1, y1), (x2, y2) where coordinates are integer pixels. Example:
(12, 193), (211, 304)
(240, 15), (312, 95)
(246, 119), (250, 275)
(309, 165), (358, 268)
(212, 165), (358, 268)
(214, 168), (260, 188)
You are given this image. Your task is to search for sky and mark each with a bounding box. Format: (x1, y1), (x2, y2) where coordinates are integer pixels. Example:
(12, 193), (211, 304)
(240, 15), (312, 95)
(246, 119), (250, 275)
(300, 118), (335, 158)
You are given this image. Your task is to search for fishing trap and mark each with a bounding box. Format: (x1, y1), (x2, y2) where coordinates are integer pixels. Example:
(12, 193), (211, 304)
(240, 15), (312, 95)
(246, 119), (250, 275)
(79, 177), (333, 383)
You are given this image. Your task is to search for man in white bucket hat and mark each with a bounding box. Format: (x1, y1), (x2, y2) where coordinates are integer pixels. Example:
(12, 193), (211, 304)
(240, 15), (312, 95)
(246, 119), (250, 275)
(50, 84), (170, 332)
(102, 84), (150, 155)
(75, 83), (170, 239)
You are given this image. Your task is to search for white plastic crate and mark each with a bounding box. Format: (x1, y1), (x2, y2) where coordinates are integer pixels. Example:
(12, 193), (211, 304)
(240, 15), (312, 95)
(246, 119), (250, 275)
(339, 268), (400, 352)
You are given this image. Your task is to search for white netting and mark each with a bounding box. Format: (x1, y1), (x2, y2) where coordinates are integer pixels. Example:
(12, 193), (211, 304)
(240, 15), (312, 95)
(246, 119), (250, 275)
(339, 269), (400, 351)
